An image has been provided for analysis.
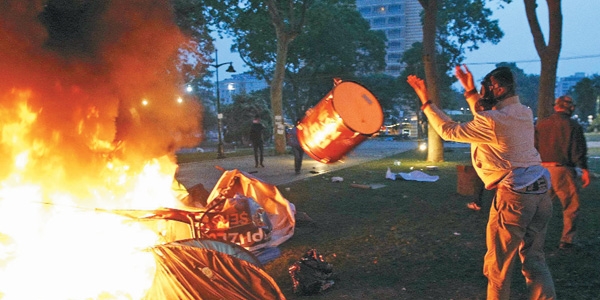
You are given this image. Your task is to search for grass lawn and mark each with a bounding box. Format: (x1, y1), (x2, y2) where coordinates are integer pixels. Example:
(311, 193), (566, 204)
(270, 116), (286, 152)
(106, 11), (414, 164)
(263, 147), (600, 299)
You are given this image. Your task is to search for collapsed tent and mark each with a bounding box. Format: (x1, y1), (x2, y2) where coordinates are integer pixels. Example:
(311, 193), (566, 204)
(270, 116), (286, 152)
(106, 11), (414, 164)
(107, 169), (295, 298)
(117, 168), (296, 253)
(144, 238), (285, 300)
(203, 168), (296, 253)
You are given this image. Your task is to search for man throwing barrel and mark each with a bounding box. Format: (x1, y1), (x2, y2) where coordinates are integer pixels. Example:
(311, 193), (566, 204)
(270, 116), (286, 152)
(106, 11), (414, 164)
(408, 65), (556, 299)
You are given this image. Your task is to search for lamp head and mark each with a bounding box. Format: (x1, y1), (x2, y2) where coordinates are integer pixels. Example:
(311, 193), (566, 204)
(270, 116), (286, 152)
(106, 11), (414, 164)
(226, 63), (236, 73)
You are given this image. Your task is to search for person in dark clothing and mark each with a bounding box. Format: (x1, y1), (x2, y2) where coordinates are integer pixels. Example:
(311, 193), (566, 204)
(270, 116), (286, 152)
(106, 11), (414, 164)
(287, 120), (304, 174)
(249, 116), (265, 167)
(467, 180), (486, 211)
(535, 95), (591, 249)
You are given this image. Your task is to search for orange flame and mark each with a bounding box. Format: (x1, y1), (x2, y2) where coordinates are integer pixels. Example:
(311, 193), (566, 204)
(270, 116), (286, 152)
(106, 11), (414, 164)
(0, 91), (192, 299)
(0, 1), (204, 297)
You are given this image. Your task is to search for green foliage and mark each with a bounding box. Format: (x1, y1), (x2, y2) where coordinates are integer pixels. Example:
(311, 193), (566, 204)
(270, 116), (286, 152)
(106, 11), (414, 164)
(221, 92), (272, 144)
(227, 1), (276, 77)
(398, 42), (458, 110)
(172, 0), (227, 82)
(571, 75), (600, 122)
(288, 1), (386, 77)
(352, 74), (405, 124)
(437, 0), (504, 65)
(277, 0), (387, 122)
(495, 62), (540, 114)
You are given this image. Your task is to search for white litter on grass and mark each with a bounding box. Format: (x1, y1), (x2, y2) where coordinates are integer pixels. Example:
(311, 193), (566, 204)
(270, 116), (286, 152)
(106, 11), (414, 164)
(331, 176), (344, 182)
(398, 170), (439, 182)
(386, 167), (439, 182)
(386, 167), (397, 180)
(370, 183), (387, 189)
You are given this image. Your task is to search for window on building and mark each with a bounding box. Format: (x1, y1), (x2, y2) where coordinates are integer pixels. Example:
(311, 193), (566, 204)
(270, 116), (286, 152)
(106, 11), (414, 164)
(387, 64), (402, 72)
(372, 18), (386, 26)
(376, 6), (386, 14)
(388, 16), (401, 24)
(387, 52), (401, 62)
(358, 7), (371, 15)
(387, 29), (402, 38)
(387, 40), (402, 50)
(388, 4), (401, 13)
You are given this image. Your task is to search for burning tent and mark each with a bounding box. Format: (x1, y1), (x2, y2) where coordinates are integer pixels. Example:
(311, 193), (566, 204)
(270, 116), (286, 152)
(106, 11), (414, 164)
(204, 168), (296, 253)
(0, 0), (290, 298)
(145, 238), (286, 300)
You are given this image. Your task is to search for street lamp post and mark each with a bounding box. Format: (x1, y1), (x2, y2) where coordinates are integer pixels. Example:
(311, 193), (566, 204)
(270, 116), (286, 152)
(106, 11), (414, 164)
(213, 49), (236, 159)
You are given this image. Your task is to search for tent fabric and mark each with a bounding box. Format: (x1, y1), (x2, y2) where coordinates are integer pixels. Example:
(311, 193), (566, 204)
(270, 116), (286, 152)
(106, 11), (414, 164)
(200, 195), (274, 250)
(172, 238), (262, 267)
(145, 241), (286, 300)
(205, 169), (296, 252)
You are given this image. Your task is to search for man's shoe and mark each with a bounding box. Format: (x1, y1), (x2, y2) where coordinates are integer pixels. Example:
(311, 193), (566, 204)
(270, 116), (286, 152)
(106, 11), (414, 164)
(559, 242), (576, 249)
(467, 202), (481, 211)
(260, 164), (265, 168)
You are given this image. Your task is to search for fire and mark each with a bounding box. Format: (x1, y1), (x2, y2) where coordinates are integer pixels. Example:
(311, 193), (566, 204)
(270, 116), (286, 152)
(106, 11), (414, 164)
(0, 0), (205, 297)
(0, 91), (192, 299)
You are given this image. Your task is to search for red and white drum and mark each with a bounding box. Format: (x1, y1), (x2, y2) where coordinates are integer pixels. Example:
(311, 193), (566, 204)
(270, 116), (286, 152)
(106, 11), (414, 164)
(297, 79), (383, 164)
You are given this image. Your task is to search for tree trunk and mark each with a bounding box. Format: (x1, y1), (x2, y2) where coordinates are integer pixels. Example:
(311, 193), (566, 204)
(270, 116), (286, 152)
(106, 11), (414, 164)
(270, 36), (289, 155)
(524, 0), (562, 119)
(420, 0), (444, 162)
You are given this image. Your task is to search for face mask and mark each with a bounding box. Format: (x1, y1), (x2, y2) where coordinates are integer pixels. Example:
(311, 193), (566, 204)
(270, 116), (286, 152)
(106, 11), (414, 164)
(477, 77), (498, 110)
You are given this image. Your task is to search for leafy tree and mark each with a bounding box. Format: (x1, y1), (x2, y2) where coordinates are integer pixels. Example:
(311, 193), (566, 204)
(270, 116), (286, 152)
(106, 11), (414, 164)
(571, 75), (600, 123)
(222, 0), (387, 154)
(399, 42), (460, 110)
(172, 0), (238, 137)
(221, 92), (272, 144)
(283, 0), (387, 122)
(352, 73), (404, 125)
(172, 0), (222, 81)
(437, 0), (504, 65)
(416, 0), (505, 162)
(495, 62), (540, 114)
(224, 0), (312, 155)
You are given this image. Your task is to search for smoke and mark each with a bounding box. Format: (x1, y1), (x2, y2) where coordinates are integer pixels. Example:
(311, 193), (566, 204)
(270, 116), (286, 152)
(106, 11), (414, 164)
(0, 0), (202, 192)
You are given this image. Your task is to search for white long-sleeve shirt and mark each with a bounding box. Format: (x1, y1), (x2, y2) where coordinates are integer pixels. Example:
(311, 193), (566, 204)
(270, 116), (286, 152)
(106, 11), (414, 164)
(423, 95), (544, 190)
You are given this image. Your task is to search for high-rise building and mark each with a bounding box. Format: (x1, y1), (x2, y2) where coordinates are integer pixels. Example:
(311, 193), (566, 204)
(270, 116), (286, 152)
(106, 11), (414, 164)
(555, 72), (586, 97)
(218, 73), (269, 105)
(356, 0), (423, 77)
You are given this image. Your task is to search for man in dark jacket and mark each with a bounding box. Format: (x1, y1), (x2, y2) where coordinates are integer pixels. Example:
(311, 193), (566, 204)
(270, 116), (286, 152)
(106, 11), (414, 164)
(249, 116), (265, 167)
(535, 95), (591, 249)
(287, 120), (304, 174)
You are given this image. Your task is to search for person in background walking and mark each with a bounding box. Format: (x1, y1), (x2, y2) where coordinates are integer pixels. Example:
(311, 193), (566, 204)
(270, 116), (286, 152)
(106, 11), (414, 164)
(287, 120), (304, 175)
(249, 115), (265, 168)
(408, 65), (556, 299)
(467, 180), (486, 211)
(535, 95), (591, 250)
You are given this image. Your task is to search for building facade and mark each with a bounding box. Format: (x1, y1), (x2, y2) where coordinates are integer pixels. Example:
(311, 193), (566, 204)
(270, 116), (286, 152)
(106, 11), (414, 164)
(555, 72), (586, 97)
(356, 0), (423, 77)
(218, 73), (269, 105)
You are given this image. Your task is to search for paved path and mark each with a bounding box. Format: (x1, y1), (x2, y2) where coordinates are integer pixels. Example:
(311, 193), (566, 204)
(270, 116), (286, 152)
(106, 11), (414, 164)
(176, 139), (418, 189)
(176, 140), (600, 190)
